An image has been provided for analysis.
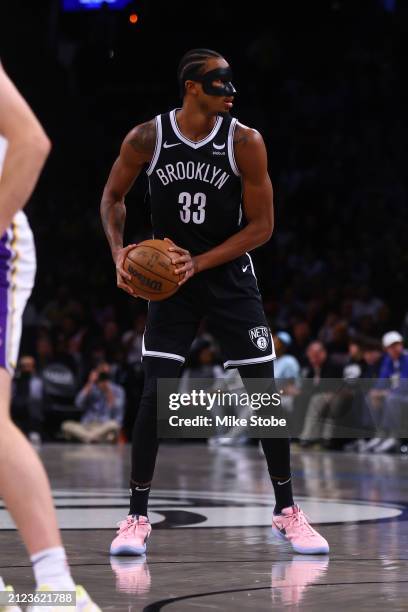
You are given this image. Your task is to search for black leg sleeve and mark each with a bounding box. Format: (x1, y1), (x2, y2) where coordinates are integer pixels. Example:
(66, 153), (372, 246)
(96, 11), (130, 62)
(237, 361), (294, 513)
(129, 356), (183, 515)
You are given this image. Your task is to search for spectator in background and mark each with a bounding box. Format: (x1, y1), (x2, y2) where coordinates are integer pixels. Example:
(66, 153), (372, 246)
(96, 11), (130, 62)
(35, 332), (55, 372)
(363, 331), (408, 453)
(343, 340), (383, 452)
(11, 356), (44, 446)
(61, 366), (124, 443)
(300, 341), (341, 385)
(290, 320), (312, 367)
(361, 341), (383, 379)
(54, 332), (80, 378)
(273, 331), (300, 414)
(319, 341), (365, 449)
(274, 331), (301, 381)
(298, 341), (342, 447)
(322, 320), (350, 368)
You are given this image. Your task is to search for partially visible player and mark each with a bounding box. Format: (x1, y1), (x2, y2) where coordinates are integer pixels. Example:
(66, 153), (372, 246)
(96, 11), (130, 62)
(0, 63), (99, 611)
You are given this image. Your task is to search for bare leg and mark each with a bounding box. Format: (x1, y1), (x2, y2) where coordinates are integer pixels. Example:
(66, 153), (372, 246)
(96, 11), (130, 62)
(0, 369), (61, 554)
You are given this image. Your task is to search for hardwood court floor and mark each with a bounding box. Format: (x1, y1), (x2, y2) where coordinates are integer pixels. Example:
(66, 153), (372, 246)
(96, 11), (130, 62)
(1, 443), (408, 611)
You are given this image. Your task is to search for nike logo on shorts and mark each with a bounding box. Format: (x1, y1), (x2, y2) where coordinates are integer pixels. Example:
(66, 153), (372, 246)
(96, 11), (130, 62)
(242, 264), (249, 272)
(163, 141), (181, 148)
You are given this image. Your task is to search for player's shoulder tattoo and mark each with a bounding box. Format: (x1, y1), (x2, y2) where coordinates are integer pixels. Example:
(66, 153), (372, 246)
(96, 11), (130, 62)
(128, 119), (156, 156)
(233, 122), (261, 146)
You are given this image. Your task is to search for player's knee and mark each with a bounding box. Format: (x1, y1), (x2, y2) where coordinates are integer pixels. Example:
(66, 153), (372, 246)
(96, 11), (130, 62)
(141, 356), (182, 404)
(142, 355), (183, 378)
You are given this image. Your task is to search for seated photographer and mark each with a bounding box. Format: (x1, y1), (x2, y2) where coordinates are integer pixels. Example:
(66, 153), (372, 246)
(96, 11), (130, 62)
(61, 366), (125, 443)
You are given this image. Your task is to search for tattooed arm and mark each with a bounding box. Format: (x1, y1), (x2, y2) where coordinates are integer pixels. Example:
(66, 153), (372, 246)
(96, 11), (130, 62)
(100, 119), (156, 295)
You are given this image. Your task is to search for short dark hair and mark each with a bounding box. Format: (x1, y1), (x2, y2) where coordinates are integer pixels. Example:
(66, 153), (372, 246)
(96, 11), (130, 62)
(177, 48), (223, 97)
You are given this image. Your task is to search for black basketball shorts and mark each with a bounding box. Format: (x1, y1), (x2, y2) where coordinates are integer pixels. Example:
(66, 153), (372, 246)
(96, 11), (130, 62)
(142, 254), (276, 369)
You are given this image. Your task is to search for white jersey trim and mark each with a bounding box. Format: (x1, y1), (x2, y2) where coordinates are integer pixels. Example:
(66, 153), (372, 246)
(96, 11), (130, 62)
(228, 118), (240, 176)
(245, 252), (259, 290)
(169, 109), (223, 149)
(146, 115), (162, 176)
(223, 353), (276, 368)
(142, 335), (185, 363)
(3, 212), (36, 374)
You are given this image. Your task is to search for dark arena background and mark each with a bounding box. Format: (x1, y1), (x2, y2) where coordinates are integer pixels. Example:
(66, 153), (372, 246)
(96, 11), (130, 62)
(1, 1), (408, 610)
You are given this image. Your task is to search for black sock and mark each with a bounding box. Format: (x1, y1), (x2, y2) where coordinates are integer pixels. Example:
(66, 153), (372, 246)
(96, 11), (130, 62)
(129, 482), (151, 517)
(262, 437), (294, 514)
(271, 475), (294, 514)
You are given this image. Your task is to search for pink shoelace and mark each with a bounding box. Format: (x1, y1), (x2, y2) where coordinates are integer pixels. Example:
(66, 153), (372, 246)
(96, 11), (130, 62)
(116, 516), (147, 536)
(284, 507), (317, 539)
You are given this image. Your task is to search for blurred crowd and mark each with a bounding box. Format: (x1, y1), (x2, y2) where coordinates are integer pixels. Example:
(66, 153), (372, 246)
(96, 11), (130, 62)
(13, 290), (408, 455)
(2, 1), (407, 452)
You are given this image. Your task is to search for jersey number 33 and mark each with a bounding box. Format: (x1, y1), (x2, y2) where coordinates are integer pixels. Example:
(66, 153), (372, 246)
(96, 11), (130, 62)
(178, 191), (206, 224)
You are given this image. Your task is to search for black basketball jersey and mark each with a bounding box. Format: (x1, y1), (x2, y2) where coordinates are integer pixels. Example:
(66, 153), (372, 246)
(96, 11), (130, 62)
(146, 109), (242, 256)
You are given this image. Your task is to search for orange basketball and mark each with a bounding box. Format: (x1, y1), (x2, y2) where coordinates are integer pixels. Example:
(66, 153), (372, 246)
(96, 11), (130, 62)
(123, 239), (182, 301)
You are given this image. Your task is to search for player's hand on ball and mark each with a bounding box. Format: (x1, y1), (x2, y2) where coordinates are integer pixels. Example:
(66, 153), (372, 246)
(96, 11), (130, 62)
(115, 243), (139, 296)
(164, 237), (196, 286)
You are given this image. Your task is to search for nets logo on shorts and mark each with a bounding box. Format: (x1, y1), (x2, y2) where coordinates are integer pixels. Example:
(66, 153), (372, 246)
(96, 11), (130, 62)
(248, 326), (270, 351)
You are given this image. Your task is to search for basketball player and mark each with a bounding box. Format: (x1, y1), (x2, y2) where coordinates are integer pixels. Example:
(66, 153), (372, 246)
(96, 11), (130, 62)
(0, 63), (99, 610)
(101, 49), (329, 555)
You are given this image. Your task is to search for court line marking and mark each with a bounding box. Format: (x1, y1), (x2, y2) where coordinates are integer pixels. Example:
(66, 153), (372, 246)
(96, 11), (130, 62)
(3, 558), (408, 571)
(142, 580), (408, 611)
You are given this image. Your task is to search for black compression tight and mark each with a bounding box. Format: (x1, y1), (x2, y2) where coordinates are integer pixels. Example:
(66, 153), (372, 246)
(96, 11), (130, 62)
(130, 357), (293, 515)
(130, 357), (181, 489)
(237, 361), (294, 513)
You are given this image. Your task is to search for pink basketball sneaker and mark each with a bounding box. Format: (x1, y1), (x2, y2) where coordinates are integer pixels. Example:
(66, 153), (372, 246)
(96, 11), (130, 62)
(110, 515), (151, 556)
(272, 505), (329, 554)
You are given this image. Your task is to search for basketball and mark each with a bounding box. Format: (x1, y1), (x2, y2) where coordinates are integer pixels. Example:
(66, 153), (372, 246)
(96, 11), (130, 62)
(123, 239), (181, 301)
